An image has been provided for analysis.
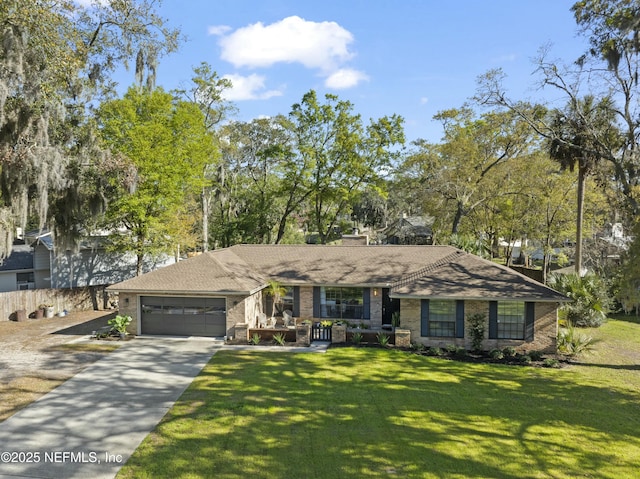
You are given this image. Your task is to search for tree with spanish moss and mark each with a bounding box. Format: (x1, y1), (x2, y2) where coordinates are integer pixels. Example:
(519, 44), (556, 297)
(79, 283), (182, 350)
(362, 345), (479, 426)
(0, 0), (179, 260)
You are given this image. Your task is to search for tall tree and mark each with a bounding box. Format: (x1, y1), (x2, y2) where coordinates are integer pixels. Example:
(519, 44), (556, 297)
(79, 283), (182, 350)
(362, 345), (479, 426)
(97, 87), (214, 274)
(477, 1), (636, 220)
(548, 95), (618, 274)
(216, 117), (291, 245)
(0, 0), (180, 259)
(403, 107), (536, 236)
(572, 0), (640, 216)
(176, 62), (233, 251)
(288, 90), (404, 243)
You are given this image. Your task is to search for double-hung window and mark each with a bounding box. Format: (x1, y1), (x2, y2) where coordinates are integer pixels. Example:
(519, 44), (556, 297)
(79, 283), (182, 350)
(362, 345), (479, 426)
(420, 299), (464, 338)
(497, 302), (525, 339)
(428, 300), (457, 337)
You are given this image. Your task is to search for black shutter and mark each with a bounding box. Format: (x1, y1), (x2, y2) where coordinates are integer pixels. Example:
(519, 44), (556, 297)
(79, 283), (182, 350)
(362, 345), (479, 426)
(313, 287), (320, 318)
(488, 301), (498, 339)
(362, 288), (370, 319)
(421, 299), (429, 336)
(525, 302), (535, 341)
(456, 300), (465, 338)
(293, 287), (300, 317)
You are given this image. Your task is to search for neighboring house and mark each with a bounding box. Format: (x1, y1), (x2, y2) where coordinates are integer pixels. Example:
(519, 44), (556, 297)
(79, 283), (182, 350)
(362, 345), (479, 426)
(109, 244), (568, 352)
(384, 216), (434, 245)
(0, 230), (174, 291)
(0, 241), (36, 292)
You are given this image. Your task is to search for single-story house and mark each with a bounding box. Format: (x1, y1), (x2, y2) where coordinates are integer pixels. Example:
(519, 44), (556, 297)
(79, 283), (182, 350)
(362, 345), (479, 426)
(108, 244), (568, 352)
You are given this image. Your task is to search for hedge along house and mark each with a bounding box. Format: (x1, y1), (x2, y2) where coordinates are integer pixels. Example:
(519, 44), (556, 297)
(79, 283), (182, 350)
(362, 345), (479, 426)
(107, 244), (568, 352)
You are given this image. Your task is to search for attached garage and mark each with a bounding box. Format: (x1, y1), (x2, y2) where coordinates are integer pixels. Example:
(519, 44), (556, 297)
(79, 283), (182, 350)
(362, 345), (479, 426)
(140, 296), (227, 337)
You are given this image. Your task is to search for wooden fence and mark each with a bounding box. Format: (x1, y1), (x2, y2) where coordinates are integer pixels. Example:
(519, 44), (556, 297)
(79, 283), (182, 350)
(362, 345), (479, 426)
(1, 286), (115, 321)
(509, 266), (545, 284)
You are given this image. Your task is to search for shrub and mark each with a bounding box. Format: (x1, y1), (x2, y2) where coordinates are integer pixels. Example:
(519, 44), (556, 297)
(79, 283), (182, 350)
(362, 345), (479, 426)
(272, 332), (286, 346)
(502, 346), (517, 358)
(489, 348), (504, 360)
(108, 314), (132, 335)
(426, 347), (443, 356)
(376, 332), (390, 347)
(467, 313), (486, 352)
(445, 344), (458, 354)
(529, 350), (544, 361)
(543, 358), (560, 368)
(453, 346), (467, 358)
(557, 322), (593, 356)
(391, 311), (401, 328)
(249, 333), (261, 345)
(548, 273), (612, 327)
(518, 354), (532, 365)
(351, 331), (363, 345)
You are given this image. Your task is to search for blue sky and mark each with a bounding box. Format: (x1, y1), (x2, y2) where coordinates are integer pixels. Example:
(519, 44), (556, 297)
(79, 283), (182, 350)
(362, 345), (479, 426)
(113, 0), (586, 143)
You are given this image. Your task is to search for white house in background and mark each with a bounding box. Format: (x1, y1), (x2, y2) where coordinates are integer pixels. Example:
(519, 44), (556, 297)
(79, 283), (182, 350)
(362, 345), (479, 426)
(0, 230), (175, 292)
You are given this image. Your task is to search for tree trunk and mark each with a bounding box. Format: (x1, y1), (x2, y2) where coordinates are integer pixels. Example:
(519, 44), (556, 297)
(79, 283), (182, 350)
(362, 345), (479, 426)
(136, 252), (144, 276)
(575, 166), (585, 275)
(202, 189), (211, 252)
(451, 202), (464, 235)
(542, 236), (551, 285)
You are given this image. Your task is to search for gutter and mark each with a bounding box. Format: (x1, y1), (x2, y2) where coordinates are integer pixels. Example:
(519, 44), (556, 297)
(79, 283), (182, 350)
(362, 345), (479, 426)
(388, 293), (571, 303)
(105, 288), (262, 296)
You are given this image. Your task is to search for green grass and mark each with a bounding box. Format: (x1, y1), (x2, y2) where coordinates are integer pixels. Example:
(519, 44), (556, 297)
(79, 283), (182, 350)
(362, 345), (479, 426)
(48, 342), (122, 353)
(118, 317), (640, 479)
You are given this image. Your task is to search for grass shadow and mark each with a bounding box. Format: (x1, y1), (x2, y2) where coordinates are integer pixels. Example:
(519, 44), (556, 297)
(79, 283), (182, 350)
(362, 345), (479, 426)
(118, 348), (640, 479)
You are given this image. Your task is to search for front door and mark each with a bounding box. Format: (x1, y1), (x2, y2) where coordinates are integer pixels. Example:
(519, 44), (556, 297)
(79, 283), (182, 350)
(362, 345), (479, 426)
(382, 288), (400, 325)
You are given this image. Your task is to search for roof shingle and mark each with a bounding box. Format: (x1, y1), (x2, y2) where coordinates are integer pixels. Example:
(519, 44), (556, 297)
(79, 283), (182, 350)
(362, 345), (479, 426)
(108, 244), (567, 301)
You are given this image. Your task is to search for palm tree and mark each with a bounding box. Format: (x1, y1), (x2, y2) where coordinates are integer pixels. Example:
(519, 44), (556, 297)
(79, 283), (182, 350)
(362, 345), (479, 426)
(548, 95), (618, 275)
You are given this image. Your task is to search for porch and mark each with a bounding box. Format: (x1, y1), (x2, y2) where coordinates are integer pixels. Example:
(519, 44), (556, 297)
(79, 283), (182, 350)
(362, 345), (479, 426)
(237, 320), (409, 347)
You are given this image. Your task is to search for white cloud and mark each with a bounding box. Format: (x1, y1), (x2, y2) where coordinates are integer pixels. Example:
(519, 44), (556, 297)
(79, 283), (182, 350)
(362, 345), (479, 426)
(420, 97), (429, 105)
(324, 68), (369, 89)
(219, 16), (355, 72)
(215, 16), (367, 93)
(222, 73), (283, 101)
(207, 25), (232, 36)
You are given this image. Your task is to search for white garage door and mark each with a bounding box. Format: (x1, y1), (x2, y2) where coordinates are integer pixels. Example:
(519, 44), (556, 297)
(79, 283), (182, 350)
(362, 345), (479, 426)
(140, 296), (227, 337)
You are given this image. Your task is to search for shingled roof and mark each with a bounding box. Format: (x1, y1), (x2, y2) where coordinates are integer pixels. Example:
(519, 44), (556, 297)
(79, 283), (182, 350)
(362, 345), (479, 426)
(108, 244), (567, 301)
(390, 251), (568, 302)
(109, 247), (266, 295)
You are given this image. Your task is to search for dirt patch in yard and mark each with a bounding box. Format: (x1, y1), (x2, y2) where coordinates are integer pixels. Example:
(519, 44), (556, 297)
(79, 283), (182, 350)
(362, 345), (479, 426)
(0, 310), (120, 421)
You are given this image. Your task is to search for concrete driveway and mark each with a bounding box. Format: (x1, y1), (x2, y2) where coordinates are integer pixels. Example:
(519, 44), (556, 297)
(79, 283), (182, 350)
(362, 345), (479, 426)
(0, 338), (221, 479)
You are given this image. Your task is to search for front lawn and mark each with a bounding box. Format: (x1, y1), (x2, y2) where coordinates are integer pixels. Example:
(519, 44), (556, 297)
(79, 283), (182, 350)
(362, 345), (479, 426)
(118, 318), (640, 479)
